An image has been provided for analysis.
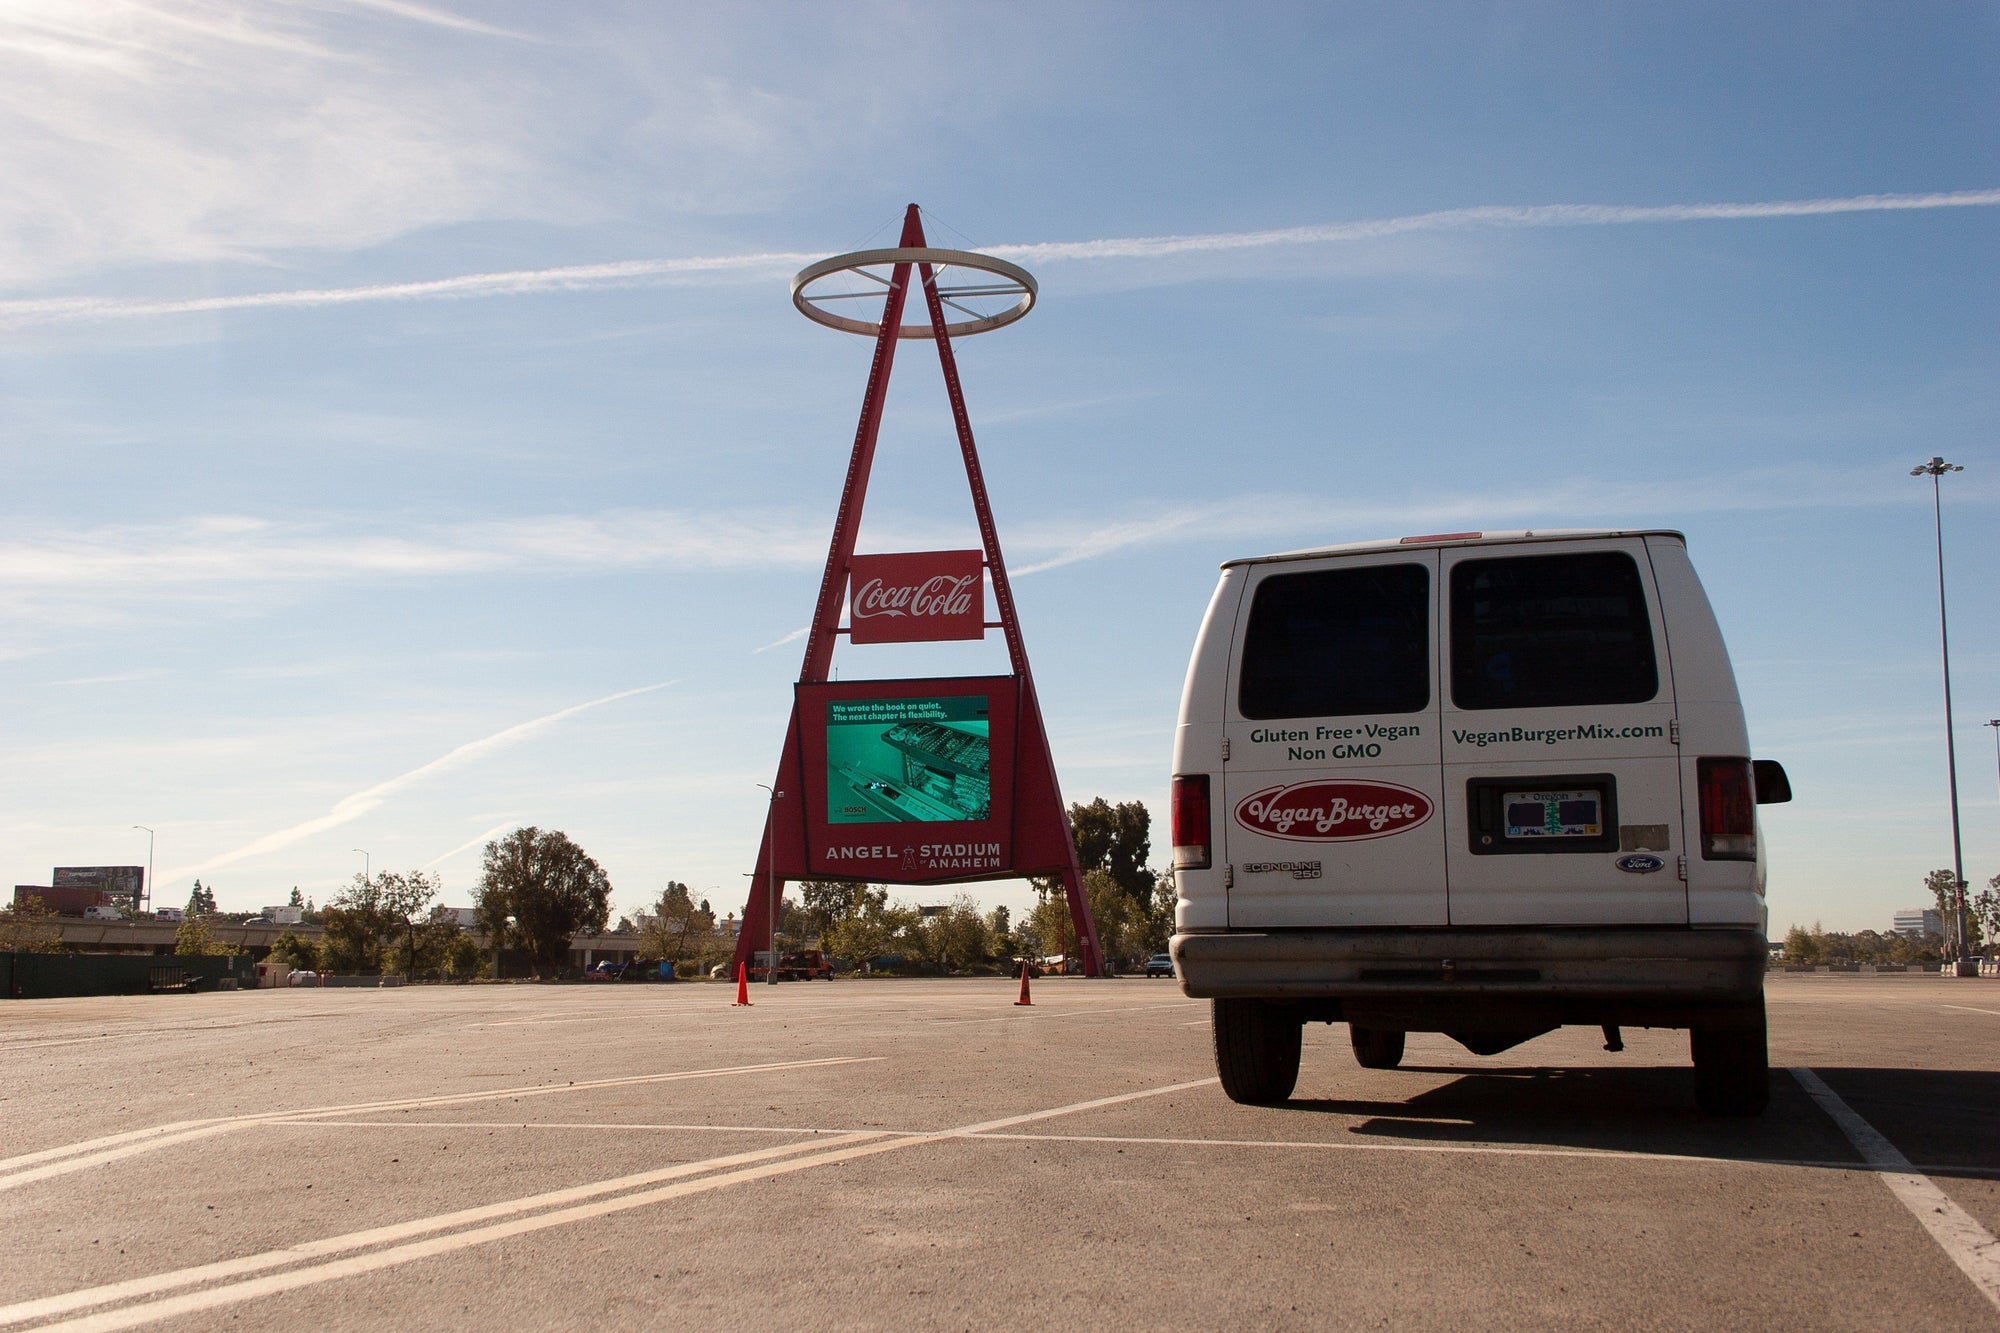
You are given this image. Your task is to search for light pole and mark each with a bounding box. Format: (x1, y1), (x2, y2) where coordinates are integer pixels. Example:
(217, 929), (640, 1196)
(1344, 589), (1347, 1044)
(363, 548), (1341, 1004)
(756, 784), (783, 985)
(1911, 457), (1972, 972)
(132, 826), (154, 916)
(1986, 720), (2000, 806)
(353, 849), (370, 887)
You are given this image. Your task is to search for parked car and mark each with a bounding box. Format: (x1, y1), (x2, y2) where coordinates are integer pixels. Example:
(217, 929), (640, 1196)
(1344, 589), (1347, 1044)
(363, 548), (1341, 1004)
(1145, 953), (1175, 978)
(289, 970), (319, 987)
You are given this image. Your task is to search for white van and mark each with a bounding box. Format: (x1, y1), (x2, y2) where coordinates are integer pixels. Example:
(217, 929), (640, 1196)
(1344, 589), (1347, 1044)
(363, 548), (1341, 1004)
(1169, 529), (1790, 1115)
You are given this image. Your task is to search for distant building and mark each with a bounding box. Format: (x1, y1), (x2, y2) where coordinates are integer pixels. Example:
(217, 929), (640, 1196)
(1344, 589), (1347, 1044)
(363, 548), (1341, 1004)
(1892, 908), (1942, 938)
(262, 905), (305, 925)
(441, 907), (479, 928)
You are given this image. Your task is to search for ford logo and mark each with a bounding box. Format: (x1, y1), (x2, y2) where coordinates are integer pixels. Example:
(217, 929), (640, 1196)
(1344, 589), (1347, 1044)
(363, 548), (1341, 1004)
(1234, 780), (1434, 843)
(1616, 853), (1665, 874)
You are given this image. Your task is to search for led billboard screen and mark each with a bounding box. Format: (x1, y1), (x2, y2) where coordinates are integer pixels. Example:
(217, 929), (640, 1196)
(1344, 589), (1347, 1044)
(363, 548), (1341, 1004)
(797, 676), (1018, 883)
(825, 694), (991, 825)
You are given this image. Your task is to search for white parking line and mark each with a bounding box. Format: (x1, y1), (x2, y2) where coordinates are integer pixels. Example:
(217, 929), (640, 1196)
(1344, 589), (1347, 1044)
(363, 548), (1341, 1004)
(285, 1119), (2000, 1180)
(1791, 1067), (2000, 1312)
(12, 1077), (1218, 1333)
(1940, 1004), (2000, 1018)
(0, 1056), (879, 1193)
(0, 1134), (883, 1330)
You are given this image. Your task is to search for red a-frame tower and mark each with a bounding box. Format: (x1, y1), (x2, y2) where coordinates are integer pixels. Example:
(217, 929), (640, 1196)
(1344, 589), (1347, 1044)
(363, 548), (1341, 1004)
(729, 205), (1104, 978)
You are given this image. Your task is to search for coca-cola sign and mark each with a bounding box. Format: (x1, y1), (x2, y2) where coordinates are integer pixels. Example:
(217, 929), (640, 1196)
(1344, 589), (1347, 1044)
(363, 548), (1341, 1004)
(849, 550), (986, 644)
(1234, 779), (1434, 842)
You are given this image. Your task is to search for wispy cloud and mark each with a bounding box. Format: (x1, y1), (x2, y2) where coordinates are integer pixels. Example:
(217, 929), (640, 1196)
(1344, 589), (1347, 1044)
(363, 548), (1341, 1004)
(0, 464), (1932, 618)
(0, 1), (545, 284)
(173, 682), (675, 878)
(6, 188), (1994, 327)
(0, 510), (828, 595)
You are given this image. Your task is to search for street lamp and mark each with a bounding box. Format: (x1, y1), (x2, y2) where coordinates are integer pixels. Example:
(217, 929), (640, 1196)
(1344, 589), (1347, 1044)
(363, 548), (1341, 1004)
(132, 825), (154, 916)
(1987, 720), (2000, 805)
(756, 784), (783, 985)
(1911, 456), (1972, 973)
(353, 849), (370, 887)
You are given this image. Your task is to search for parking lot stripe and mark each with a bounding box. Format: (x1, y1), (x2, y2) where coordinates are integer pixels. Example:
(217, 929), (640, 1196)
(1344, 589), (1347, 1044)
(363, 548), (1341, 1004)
(14, 1078), (1217, 1332)
(1791, 1067), (2000, 1312)
(1940, 1005), (2000, 1018)
(0, 1056), (878, 1194)
(0, 1133), (884, 1330)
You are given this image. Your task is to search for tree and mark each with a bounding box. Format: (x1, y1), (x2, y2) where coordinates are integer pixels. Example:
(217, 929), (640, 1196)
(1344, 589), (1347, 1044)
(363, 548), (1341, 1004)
(320, 873), (394, 973)
(266, 930), (317, 972)
(1924, 867), (1968, 959)
(476, 827), (612, 978)
(798, 879), (879, 943)
(175, 916), (237, 956)
(822, 893), (913, 969)
(919, 894), (993, 974)
(1975, 877), (2000, 952)
(439, 928), (486, 980)
(185, 881), (217, 917)
(0, 899), (66, 953)
(376, 871), (440, 976)
(1067, 798), (1156, 903)
(1080, 870), (1155, 970)
(640, 882), (715, 969)
(288, 887), (305, 908)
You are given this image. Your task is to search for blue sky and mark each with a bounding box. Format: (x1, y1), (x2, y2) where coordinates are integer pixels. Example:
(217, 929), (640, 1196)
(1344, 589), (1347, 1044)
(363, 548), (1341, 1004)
(1, 2), (1994, 933)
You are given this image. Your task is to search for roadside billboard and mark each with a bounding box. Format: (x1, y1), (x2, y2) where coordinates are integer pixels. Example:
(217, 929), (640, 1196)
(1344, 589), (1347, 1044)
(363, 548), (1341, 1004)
(53, 866), (144, 909)
(795, 676), (1018, 882)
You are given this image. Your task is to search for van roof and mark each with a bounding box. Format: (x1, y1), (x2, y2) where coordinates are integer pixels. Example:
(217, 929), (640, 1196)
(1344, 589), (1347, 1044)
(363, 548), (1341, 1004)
(1220, 527), (1686, 570)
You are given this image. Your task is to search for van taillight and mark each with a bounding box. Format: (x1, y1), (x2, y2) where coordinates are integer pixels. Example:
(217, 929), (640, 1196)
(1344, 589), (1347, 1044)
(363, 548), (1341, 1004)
(1698, 757), (1756, 861)
(1172, 774), (1212, 870)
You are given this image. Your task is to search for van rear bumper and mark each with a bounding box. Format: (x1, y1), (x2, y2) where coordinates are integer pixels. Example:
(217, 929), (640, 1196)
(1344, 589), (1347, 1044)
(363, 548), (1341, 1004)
(1171, 927), (1766, 1025)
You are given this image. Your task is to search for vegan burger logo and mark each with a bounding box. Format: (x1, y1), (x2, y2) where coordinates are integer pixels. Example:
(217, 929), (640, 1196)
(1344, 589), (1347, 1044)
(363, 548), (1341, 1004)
(1234, 779), (1434, 842)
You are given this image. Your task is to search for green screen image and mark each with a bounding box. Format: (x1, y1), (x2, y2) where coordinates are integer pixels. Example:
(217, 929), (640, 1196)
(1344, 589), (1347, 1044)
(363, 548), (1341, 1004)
(826, 695), (992, 824)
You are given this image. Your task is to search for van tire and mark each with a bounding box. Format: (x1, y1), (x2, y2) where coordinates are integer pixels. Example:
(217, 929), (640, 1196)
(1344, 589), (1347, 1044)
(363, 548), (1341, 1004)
(1213, 999), (1301, 1105)
(1349, 1025), (1405, 1069)
(1691, 999), (1768, 1117)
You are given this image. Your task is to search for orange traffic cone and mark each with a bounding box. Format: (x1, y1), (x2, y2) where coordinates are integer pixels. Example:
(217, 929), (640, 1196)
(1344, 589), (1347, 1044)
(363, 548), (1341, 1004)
(1014, 961), (1033, 1006)
(733, 961), (751, 1007)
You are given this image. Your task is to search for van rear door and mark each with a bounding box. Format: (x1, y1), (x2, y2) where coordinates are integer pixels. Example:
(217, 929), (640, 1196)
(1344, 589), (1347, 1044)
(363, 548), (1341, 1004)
(1221, 551), (1447, 927)
(1438, 539), (1686, 926)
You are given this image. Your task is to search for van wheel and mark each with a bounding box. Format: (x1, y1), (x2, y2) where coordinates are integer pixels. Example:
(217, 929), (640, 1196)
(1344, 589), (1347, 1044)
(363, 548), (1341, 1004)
(1350, 1025), (1405, 1069)
(1212, 999), (1301, 1105)
(1691, 999), (1768, 1117)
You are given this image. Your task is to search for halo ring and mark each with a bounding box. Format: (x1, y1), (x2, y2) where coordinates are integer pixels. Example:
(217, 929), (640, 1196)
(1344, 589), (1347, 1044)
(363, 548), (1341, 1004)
(791, 247), (1036, 338)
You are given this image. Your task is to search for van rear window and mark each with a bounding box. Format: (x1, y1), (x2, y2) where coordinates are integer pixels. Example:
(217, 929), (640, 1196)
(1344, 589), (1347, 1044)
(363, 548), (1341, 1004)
(1237, 565), (1430, 719)
(1449, 552), (1659, 710)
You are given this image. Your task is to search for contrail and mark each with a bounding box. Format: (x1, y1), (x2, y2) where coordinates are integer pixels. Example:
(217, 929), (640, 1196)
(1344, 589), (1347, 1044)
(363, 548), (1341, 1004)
(422, 820), (525, 870)
(983, 189), (2000, 262)
(4, 188), (1994, 327)
(171, 682), (674, 880)
(750, 627), (808, 655)
(0, 254), (815, 326)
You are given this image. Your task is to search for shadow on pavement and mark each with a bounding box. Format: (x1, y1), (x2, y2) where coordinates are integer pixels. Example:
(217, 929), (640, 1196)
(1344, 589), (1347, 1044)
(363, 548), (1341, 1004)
(1279, 1064), (2000, 1181)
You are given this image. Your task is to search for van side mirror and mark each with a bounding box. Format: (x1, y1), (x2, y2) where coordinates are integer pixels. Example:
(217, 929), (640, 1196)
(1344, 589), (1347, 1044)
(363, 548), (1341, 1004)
(1753, 759), (1792, 805)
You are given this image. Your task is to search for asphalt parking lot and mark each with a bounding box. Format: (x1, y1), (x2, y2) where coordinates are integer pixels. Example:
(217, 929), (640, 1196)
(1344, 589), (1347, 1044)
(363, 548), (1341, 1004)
(2, 973), (1996, 1330)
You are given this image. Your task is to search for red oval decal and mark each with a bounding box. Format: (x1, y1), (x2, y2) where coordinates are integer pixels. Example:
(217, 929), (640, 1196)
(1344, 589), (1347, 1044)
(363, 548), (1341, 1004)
(1234, 780), (1434, 842)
